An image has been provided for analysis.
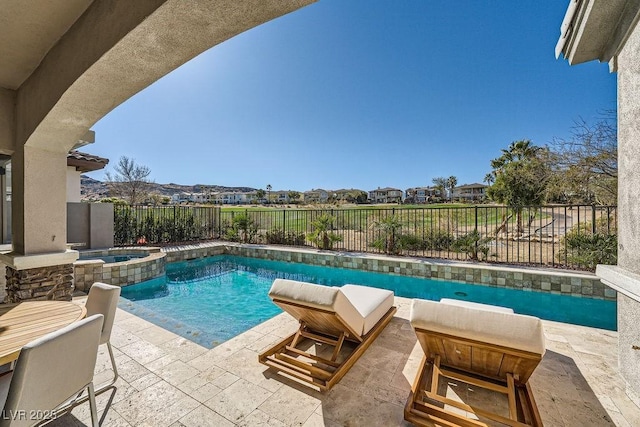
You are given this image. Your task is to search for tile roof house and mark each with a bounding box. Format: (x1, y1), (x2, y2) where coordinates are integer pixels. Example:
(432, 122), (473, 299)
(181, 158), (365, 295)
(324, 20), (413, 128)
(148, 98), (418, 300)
(452, 183), (487, 201)
(405, 186), (442, 203)
(303, 189), (329, 203)
(368, 187), (403, 204)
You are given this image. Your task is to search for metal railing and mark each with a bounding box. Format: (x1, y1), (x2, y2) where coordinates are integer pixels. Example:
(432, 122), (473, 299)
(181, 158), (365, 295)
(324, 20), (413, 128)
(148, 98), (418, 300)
(114, 204), (617, 271)
(114, 205), (220, 246)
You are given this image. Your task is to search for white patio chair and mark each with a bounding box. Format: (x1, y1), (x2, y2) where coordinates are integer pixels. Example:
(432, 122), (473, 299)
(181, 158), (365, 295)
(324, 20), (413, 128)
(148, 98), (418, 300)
(0, 314), (104, 427)
(85, 282), (121, 391)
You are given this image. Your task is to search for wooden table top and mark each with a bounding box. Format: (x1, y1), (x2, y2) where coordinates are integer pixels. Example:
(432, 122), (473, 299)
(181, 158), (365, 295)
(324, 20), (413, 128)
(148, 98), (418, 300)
(0, 301), (87, 365)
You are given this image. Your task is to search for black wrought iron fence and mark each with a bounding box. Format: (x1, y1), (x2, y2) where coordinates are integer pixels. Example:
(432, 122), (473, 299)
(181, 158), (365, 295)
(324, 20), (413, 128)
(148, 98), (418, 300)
(114, 204), (617, 271)
(114, 205), (220, 246)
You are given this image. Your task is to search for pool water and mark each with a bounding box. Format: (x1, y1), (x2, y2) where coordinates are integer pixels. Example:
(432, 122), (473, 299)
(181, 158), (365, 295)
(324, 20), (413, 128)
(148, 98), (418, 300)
(80, 254), (146, 263)
(119, 255), (617, 348)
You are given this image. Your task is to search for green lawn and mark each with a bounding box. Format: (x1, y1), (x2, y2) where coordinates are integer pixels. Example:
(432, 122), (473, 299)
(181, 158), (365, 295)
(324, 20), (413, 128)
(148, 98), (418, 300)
(217, 203), (529, 231)
(220, 203), (469, 212)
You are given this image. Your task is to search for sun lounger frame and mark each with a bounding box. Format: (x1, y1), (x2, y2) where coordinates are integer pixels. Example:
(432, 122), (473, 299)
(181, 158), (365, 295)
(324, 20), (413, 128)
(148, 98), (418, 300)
(404, 328), (543, 427)
(259, 299), (396, 391)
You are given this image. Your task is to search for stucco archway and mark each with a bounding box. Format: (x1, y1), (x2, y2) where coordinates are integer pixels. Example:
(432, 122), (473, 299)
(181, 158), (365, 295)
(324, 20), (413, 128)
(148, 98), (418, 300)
(0, 0), (315, 299)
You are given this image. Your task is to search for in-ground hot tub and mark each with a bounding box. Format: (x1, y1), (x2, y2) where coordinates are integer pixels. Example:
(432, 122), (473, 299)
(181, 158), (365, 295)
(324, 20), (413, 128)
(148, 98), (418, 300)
(73, 248), (166, 292)
(79, 253), (147, 264)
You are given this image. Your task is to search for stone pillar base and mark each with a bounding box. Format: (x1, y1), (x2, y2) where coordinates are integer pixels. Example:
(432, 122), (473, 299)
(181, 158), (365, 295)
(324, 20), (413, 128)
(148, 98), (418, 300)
(0, 250), (79, 302)
(5, 264), (74, 302)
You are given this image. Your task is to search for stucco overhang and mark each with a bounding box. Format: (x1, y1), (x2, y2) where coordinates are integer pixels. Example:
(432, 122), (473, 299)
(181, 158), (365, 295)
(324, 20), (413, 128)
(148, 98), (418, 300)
(0, 0), (94, 91)
(0, 0), (316, 153)
(556, 0), (640, 66)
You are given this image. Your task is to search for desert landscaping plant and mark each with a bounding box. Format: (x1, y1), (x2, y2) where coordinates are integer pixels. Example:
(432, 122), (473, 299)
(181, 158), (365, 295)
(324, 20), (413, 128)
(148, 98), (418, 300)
(308, 214), (342, 250)
(371, 215), (404, 255)
(452, 230), (493, 261)
(228, 213), (257, 243)
(558, 217), (617, 271)
(265, 229), (306, 246)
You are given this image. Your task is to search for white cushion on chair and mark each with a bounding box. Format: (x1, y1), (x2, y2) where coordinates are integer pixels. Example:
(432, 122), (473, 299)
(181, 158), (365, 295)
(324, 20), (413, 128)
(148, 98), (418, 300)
(86, 282), (121, 345)
(410, 299), (545, 355)
(439, 298), (514, 314)
(269, 279), (364, 336)
(0, 371), (13, 409)
(341, 285), (394, 335)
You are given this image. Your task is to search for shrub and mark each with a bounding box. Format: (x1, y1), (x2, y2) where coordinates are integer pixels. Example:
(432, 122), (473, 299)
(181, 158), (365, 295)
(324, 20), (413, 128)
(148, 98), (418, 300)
(223, 213), (257, 243)
(558, 218), (617, 270)
(265, 229), (306, 246)
(114, 206), (206, 245)
(452, 230), (493, 261)
(114, 206), (137, 245)
(370, 215), (404, 254)
(308, 214), (342, 250)
(397, 234), (426, 251)
(423, 230), (455, 250)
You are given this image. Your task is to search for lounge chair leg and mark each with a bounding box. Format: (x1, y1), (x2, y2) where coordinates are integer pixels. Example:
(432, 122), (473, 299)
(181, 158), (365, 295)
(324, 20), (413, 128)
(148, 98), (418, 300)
(291, 327), (303, 348)
(507, 373), (518, 421)
(87, 382), (99, 427)
(331, 332), (346, 362)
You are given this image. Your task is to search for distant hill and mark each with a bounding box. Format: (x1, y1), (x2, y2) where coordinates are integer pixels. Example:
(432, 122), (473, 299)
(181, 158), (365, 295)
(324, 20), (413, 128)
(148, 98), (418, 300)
(80, 175), (257, 201)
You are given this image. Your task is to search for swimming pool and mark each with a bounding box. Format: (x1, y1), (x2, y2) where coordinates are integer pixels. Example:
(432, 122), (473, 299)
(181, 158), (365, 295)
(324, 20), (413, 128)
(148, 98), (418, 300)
(119, 255), (616, 348)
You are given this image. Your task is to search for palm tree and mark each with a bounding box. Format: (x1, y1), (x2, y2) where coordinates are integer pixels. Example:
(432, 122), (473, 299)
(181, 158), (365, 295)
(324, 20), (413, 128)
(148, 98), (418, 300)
(484, 173), (495, 186)
(447, 176), (457, 202)
(266, 184), (272, 204)
(488, 140), (548, 235)
(491, 140), (539, 170)
(432, 177), (447, 200)
(308, 214), (342, 250)
(371, 215), (403, 254)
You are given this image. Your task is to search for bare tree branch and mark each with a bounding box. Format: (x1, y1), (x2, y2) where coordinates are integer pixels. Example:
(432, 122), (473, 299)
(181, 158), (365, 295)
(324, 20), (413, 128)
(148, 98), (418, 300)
(105, 156), (153, 205)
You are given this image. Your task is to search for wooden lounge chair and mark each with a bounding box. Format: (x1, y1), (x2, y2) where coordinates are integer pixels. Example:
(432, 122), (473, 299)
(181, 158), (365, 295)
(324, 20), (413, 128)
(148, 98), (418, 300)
(405, 298), (546, 427)
(259, 279), (397, 391)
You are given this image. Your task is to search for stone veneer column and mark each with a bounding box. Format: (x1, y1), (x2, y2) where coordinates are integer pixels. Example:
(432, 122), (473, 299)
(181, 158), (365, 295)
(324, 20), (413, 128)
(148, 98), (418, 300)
(0, 144), (78, 302)
(5, 264), (73, 302)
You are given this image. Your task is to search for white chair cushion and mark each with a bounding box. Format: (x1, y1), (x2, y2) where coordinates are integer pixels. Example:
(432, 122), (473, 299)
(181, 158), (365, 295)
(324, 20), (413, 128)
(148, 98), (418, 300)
(440, 298), (514, 314)
(341, 285), (394, 335)
(0, 371), (13, 409)
(269, 279), (364, 336)
(86, 282), (121, 345)
(410, 299), (545, 355)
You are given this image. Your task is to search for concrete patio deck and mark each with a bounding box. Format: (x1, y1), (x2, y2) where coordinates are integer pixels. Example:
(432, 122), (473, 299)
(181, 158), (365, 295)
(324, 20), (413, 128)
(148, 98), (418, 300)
(49, 296), (640, 426)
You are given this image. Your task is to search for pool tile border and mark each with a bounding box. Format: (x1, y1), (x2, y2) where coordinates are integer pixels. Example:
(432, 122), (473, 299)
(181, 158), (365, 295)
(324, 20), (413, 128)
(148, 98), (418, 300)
(161, 242), (615, 301)
(74, 247), (166, 290)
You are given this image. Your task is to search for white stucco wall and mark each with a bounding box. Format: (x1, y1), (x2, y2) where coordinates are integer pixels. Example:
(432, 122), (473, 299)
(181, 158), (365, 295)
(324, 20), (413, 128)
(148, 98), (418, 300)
(613, 15), (640, 405)
(66, 165), (81, 203)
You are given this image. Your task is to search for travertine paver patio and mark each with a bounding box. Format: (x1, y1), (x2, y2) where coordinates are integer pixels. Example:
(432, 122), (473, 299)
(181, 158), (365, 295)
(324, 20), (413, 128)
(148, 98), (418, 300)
(49, 296), (640, 426)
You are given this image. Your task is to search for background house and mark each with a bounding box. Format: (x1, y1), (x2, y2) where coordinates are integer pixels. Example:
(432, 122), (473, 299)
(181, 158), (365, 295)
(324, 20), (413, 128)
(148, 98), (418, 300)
(303, 189), (329, 203)
(271, 190), (289, 204)
(452, 183), (487, 202)
(333, 189), (368, 204)
(405, 186), (442, 203)
(368, 187), (403, 204)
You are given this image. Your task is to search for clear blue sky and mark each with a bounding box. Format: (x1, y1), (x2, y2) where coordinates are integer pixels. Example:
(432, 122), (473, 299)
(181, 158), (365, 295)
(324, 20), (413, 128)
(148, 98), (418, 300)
(90, 0), (616, 192)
